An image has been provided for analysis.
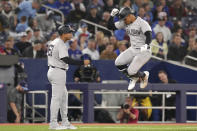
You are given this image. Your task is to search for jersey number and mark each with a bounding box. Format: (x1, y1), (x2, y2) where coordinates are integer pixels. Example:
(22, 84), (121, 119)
(47, 45), (54, 56)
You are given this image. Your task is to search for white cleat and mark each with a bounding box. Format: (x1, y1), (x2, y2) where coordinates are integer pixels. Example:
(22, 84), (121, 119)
(140, 71), (149, 89)
(61, 123), (77, 130)
(128, 77), (138, 90)
(49, 123), (65, 130)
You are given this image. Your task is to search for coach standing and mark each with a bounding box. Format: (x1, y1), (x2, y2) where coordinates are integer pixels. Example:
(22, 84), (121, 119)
(47, 25), (89, 130)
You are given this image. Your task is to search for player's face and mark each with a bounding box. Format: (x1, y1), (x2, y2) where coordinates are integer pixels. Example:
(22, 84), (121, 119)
(124, 14), (134, 25)
(64, 33), (73, 41)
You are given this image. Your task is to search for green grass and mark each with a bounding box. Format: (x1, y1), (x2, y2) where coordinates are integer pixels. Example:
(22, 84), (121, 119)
(1, 124), (197, 131)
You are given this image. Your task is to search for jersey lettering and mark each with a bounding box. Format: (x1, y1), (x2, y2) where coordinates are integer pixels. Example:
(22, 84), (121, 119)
(126, 29), (141, 36)
(47, 45), (54, 56)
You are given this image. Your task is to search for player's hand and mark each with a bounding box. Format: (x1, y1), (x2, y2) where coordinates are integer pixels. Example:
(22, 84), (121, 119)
(110, 8), (119, 17)
(140, 44), (150, 52)
(84, 60), (90, 65)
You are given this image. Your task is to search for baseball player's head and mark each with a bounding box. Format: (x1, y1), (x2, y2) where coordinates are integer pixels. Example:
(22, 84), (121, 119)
(58, 25), (75, 42)
(118, 7), (135, 25)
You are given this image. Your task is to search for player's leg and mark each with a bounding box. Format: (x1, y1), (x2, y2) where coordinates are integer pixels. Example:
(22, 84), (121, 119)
(127, 50), (151, 89)
(48, 68), (65, 129)
(115, 47), (140, 90)
(115, 47), (136, 77)
(59, 73), (77, 129)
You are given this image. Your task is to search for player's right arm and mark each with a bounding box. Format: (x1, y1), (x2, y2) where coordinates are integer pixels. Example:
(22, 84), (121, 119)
(107, 8), (125, 30)
(58, 43), (85, 65)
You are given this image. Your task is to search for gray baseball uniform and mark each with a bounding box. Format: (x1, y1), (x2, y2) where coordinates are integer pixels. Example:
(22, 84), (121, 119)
(47, 37), (69, 124)
(114, 17), (152, 75)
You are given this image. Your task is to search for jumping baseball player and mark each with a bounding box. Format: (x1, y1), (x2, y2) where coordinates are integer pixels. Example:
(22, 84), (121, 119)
(107, 7), (152, 90)
(47, 25), (89, 130)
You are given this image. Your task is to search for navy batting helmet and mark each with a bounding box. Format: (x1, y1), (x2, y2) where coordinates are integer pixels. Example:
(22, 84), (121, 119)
(58, 25), (75, 35)
(118, 7), (135, 20)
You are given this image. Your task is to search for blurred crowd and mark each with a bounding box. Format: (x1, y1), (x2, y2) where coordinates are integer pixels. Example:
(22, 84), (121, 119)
(0, 0), (197, 68)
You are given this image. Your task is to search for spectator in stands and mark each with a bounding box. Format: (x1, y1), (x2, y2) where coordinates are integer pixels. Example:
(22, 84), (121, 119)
(185, 39), (197, 67)
(35, 11), (56, 36)
(87, 0), (103, 16)
(14, 32), (31, 54)
(151, 70), (176, 121)
(114, 40), (127, 56)
(74, 54), (100, 82)
(100, 44), (117, 60)
(15, 16), (28, 33)
(109, 36), (118, 50)
(31, 28), (45, 43)
(55, 0), (72, 18)
(167, 33), (187, 62)
(188, 27), (197, 40)
(132, 0), (143, 15)
(99, 11), (111, 28)
(82, 39), (100, 60)
(153, 15), (172, 42)
(95, 31), (104, 50)
(152, 0), (169, 16)
(151, 32), (168, 59)
(45, 0), (57, 9)
(26, 28), (33, 43)
(98, 36), (109, 54)
(2, 3), (17, 31)
(152, 2), (163, 22)
(120, 0), (132, 8)
(103, 0), (115, 13)
(68, 0), (86, 23)
(86, 5), (101, 33)
(159, 0), (169, 15)
(74, 22), (91, 40)
(7, 83), (28, 123)
(187, 38), (196, 53)
(68, 38), (82, 60)
(22, 40), (45, 58)
(78, 33), (88, 51)
(117, 97), (139, 123)
(16, 0), (41, 21)
(152, 12), (173, 30)
(169, 0), (187, 20)
(3, 37), (19, 56)
(143, 3), (153, 23)
(0, 4), (9, 32)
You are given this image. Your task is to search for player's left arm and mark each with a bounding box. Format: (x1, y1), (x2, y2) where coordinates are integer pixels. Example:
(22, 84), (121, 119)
(141, 19), (152, 46)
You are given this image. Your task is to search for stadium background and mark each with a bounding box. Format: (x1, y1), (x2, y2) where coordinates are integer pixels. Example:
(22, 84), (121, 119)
(0, 0), (197, 129)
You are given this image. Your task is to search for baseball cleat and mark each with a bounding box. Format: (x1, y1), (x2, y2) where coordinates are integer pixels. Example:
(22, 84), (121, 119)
(128, 77), (138, 90)
(140, 71), (149, 89)
(61, 123), (77, 130)
(49, 123), (64, 130)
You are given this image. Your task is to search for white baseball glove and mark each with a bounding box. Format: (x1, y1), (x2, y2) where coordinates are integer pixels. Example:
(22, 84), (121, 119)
(110, 8), (119, 17)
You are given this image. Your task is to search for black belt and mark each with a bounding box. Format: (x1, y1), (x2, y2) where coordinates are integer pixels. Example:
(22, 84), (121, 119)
(50, 66), (66, 71)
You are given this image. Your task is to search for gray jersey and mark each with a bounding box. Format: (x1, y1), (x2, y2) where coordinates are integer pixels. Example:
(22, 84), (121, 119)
(115, 17), (152, 48)
(47, 37), (69, 70)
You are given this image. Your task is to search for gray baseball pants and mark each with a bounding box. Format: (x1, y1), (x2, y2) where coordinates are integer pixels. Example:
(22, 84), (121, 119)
(115, 47), (151, 76)
(47, 67), (68, 124)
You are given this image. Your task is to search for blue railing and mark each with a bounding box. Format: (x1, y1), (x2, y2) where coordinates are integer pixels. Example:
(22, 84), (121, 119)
(46, 83), (197, 123)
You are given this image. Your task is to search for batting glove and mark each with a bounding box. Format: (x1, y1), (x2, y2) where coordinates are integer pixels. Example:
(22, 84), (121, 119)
(140, 44), (150, 52)
(110, 8), (119, 17)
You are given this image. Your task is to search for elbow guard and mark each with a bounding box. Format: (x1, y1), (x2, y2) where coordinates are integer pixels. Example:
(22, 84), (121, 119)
(144, 31), (152, 45)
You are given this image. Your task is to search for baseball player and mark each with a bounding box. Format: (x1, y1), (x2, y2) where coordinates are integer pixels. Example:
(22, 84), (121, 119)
(107, 7), (152, 90)
(47, 25), (89, 130)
